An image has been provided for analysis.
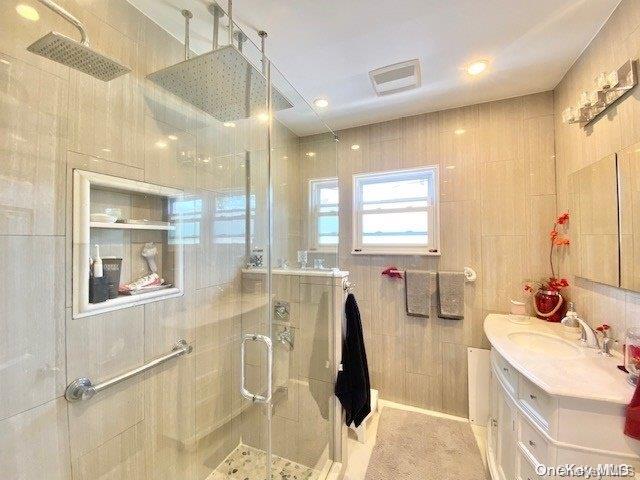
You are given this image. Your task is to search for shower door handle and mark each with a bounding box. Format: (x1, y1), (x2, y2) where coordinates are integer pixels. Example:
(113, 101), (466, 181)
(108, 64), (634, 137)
(240, 333), (273, 404)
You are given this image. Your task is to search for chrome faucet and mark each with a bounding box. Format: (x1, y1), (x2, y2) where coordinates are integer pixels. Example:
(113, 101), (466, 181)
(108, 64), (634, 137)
(561, 302), (600, 349)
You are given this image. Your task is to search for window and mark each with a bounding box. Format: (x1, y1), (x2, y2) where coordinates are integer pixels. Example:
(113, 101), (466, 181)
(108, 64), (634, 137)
(352, 167), (440, 255)
(309, 178), (339, 250)
(169, 197), (202, 245)
(213, 191), (256, 244)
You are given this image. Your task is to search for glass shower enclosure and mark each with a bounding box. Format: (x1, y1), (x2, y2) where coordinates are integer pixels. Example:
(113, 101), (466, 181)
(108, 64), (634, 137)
(148, 6), (341, 479)
(0, 0), (338, 478)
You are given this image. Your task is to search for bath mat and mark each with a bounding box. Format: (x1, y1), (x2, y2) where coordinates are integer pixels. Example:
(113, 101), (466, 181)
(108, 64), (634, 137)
(364, 408), (486, 480)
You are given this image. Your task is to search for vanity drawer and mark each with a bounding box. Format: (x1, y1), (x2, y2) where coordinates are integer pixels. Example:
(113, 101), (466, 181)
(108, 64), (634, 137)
(518, 376), (555, 430)
(518, 452), (544, 480)
(492, 350), (518, 396)
(519, 416), (550, 466)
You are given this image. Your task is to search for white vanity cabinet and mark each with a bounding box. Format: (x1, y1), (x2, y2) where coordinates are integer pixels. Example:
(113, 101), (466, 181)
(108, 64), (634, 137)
(487, 348), (640, 480)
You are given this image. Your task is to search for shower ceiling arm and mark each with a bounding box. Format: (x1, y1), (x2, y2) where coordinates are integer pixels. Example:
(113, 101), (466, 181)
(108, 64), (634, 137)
(182, 10), (193, 60)
(37, 0), (89, 46)
(228, 0), (234, 47)
(259, 30), (267, 75)
(208, 2), (224, 50)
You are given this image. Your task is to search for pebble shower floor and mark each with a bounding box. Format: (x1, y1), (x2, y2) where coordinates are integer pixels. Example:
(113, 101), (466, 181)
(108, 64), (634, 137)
(208, 444), (320, 480)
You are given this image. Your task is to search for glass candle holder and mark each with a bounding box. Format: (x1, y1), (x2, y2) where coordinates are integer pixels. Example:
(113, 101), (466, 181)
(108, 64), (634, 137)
(625, 327), (640, 386)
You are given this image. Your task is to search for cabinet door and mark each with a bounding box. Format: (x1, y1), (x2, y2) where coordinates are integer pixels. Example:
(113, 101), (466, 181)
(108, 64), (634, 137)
(497, 388), (517, 480)
(489, 370), (499, 455)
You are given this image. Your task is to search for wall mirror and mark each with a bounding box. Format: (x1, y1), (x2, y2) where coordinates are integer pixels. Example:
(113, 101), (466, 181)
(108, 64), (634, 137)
(619, 143), (640, 291)
(568, 154), (620, 288)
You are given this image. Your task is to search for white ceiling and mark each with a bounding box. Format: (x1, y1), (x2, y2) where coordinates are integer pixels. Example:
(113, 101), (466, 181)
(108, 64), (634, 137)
(128, 0), (621, 135)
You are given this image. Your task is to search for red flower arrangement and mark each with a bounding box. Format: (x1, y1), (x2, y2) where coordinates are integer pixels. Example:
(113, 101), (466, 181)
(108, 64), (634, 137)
(524, 212), (571, 293)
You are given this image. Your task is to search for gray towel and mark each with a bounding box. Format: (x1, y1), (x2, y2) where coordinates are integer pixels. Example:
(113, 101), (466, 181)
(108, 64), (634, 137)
(437, 271), (465, 319)
(405, 270), (437, 317)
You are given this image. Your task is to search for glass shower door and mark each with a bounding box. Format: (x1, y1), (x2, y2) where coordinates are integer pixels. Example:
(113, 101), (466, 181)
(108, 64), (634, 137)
(202, 17), (339, 480)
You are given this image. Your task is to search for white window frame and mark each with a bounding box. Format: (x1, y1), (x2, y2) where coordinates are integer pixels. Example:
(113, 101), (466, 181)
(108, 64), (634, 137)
(308, 177), (339, 252)
(352, 166), (440, 256)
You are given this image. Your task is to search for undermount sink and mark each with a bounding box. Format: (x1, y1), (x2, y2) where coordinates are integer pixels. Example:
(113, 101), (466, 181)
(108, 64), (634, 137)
(507, 331), (583, 359)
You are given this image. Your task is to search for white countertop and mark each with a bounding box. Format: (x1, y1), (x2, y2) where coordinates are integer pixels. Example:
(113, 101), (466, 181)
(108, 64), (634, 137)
(242, 268), (349, 278)
(484, 314), (635, 405)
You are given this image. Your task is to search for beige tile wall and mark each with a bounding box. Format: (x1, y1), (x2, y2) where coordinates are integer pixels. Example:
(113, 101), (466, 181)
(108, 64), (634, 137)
(300, 92), (556, 417)
(554, 0), (640, 347)
(0, 1), (287, 479)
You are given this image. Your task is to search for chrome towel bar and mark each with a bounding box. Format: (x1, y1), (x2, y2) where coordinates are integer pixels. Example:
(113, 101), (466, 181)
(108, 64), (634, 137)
(65, 339), (192, 402)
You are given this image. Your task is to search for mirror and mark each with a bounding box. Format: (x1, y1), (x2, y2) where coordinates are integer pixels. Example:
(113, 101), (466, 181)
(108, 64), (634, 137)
(619, 144), (640, 291)
(568, 154), (620, 287)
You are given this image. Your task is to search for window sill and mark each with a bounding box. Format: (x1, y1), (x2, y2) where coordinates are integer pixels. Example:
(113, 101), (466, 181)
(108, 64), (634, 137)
(350, 249), (441, 257)
(308, 248), (339, 254)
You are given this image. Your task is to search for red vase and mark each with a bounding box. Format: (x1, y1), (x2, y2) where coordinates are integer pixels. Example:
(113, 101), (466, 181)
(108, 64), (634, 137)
(533, 290), (567, 323)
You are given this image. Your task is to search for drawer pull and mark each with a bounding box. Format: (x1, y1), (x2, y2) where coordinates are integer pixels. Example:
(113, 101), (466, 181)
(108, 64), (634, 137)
(529, 393), (537, 400)
(529, 440), (536, 447)
(503, 367), (509, 373)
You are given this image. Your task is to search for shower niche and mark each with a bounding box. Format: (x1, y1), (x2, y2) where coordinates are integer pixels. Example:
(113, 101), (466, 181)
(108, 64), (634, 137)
(72, 170), (187, 319)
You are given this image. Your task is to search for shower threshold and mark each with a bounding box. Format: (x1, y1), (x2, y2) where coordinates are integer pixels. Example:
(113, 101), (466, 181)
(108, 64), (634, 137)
(208, 444), (320, 480)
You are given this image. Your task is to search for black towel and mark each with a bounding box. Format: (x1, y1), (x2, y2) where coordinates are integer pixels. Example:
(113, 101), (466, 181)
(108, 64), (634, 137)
(335, 293), (371, 427)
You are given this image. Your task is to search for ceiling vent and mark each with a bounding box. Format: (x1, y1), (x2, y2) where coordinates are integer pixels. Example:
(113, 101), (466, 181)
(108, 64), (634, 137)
(369, 59), (421, 96)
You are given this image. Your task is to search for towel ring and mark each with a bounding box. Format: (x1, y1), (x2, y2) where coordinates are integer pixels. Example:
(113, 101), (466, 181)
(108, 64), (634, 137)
(464, 267), (477, 283)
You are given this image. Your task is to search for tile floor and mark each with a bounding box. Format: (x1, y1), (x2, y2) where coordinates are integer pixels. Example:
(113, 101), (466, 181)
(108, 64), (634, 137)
(208, 444), (321, 480)
(342, 400), (488, 480)
(207, 400), (488, 480)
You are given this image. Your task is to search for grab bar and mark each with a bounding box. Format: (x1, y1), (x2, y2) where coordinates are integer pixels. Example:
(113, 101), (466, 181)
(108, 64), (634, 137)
(64, 339), (192, 402)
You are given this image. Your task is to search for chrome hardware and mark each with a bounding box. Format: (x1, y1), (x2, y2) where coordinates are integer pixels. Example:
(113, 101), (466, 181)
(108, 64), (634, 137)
(561, 303), (600, 349)
(65, 339), (192, 402)
(276, 325), (294, 350)
(491, 418), (498, 427)
(240, 334), (273, 404)
(343, 279), (355, 293)
(529, 440), (536, 447)
(503, 367), (509, 373)
(529, 393), (537, 400)
(600, 337), (614, 357)
(274, 301), (289, 320)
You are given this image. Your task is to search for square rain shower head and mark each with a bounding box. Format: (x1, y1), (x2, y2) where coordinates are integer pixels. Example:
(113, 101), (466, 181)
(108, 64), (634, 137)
(147, 45), (293, 122)
(27, 32), (131, 82)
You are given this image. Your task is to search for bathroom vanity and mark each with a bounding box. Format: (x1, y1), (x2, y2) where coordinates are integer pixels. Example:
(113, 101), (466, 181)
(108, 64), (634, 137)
(484, 314), (640, 480)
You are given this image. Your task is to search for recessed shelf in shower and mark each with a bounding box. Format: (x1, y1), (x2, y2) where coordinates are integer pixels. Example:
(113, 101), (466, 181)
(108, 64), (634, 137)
(72, 170), (186, 319)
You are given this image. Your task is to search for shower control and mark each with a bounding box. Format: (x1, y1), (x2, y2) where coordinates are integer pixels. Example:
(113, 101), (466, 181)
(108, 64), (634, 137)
(274, 301), (289, 320)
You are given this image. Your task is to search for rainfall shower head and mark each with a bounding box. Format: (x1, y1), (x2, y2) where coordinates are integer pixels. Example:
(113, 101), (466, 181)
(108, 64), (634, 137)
(147, 1), (292, 122)
(26, 0), (130, 82)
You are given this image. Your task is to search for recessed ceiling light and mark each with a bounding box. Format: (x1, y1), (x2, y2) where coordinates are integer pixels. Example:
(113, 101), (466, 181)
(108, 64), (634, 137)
(101, 148), (111, 153)
(167, 134), (178, 140)
(313, 98), (329, 108)
(306, 152), (316, 157)
(223, 121), (236, 128)
(467, 60), (488, 76)
(155, 140), (167, 149)
(351, 144), (360, 150)
(257, 112), (270, 123)
(16, 4), (39, 21)
(454, 128), (466, 135)
(446, 165), (456, 170)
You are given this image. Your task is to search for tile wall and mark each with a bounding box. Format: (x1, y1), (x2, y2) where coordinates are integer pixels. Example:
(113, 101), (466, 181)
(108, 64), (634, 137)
(300, 92), (557, 417)
(554, 0), (640, 349)
(0, 1), (305, 479)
